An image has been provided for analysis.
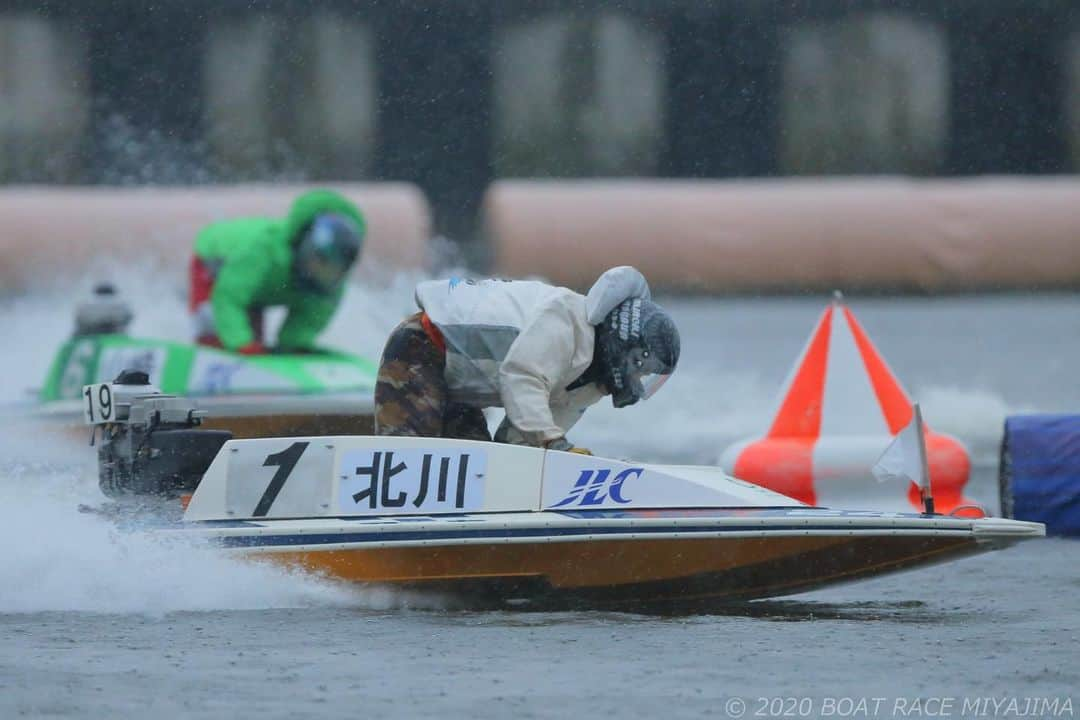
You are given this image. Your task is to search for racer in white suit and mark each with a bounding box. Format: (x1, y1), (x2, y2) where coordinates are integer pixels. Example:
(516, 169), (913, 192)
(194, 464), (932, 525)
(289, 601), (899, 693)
(373, 266), (680, 453)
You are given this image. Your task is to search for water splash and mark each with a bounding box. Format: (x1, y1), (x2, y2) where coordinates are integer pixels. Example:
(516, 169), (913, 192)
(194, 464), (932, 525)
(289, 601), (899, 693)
(0, 271), (442, 615)
(573, 367), (775, 464)
(0, 421), (458, 615)
(916, 384), (1032, 444)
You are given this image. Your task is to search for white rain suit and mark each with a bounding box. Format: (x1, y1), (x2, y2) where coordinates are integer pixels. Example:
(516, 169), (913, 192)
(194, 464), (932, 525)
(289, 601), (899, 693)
(414, 266), (650, 446)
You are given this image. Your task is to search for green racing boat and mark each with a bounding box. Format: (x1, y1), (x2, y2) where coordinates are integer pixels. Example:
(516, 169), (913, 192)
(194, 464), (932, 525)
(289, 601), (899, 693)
(37, 334), (378, 438)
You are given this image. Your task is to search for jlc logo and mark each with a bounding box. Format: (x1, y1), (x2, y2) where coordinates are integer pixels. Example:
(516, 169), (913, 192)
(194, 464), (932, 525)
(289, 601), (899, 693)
(551, 468), (643, 508)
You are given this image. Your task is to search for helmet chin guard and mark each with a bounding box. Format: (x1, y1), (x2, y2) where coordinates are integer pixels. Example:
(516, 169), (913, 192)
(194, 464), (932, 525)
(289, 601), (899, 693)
(596, 298), (680, 408)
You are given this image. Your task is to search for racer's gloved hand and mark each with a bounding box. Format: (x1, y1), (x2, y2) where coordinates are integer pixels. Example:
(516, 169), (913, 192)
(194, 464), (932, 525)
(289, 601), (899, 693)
(545, 437), (592, 455)
(237, 341), (267, 355)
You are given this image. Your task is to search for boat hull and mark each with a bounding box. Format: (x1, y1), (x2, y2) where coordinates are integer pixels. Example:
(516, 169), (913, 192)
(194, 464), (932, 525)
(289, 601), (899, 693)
(173, 509), (1043, 608)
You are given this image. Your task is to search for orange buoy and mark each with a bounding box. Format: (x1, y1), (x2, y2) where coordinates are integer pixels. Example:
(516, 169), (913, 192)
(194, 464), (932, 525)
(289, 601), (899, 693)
(720, 293), (978, 514)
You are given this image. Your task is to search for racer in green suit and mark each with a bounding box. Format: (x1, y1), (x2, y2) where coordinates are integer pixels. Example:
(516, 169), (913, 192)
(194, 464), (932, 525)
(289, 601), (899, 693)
(189, 190), (366, 354)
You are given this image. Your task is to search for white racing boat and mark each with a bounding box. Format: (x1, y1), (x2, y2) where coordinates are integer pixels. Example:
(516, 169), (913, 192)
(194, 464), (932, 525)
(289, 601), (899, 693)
(85, 376), (1045, 609)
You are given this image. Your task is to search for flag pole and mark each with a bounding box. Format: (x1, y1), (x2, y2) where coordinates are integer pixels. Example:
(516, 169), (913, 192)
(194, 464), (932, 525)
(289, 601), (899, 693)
(914, 402), (935, 515)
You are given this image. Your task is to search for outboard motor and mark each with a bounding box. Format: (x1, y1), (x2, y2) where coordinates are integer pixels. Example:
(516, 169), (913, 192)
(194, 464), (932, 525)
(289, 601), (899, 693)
(74, 283), (134, 337)
(95, 370), (232, 499)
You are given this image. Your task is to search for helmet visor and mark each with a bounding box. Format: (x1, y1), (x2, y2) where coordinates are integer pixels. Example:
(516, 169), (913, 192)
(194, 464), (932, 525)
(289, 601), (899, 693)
(299, 253), (350, 291)
(620, 347), (673, 405)
(639, 371), (672, 401)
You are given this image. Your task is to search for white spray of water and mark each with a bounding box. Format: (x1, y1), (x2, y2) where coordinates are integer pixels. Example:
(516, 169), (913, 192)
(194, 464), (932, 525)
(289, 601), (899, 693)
(914, 385), (1033, 443)
(0, 270), (440, 615)
(0, 455), (358, 614)
(573, 366), (776, 464)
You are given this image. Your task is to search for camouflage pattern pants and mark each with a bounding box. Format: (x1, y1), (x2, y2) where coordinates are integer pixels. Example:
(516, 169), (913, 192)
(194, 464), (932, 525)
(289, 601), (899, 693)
(374, 313), (491, 440)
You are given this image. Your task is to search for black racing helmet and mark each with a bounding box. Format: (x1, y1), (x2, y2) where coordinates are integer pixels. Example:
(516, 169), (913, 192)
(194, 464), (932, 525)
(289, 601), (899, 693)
(595, 298), (680, 408)
(293, 213), (364, 293)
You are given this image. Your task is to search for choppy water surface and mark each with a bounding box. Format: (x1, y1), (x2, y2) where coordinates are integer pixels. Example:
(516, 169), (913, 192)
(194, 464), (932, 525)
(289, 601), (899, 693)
(1, 279), (1077, 719)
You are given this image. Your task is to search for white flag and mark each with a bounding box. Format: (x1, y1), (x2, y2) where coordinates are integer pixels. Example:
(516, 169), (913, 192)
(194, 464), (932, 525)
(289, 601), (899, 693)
(872, 404), (929, 491)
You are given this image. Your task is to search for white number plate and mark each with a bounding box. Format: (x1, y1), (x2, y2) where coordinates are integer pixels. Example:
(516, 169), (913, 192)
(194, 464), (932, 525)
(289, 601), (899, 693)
(82, 383), (115, 425)
(225, 441), (335, 518)
(337, 447), (487, 515)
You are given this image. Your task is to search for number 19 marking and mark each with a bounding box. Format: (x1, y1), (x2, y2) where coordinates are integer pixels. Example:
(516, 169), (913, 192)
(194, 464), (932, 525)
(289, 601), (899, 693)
(83, 384), (113, 423)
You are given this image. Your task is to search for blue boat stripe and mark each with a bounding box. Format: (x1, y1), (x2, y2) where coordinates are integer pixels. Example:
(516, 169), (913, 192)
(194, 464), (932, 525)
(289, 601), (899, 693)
(209, 522), (971, 549)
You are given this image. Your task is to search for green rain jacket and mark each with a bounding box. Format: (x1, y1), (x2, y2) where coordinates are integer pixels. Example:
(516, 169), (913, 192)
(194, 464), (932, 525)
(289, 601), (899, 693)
(194, 190), (365, 351)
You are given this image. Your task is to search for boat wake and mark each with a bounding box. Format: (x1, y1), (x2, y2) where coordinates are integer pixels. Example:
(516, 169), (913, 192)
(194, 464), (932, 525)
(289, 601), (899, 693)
(0, 268), (454, 615)
(916, 384), (1033, 451)
(0, 426), (450, 616)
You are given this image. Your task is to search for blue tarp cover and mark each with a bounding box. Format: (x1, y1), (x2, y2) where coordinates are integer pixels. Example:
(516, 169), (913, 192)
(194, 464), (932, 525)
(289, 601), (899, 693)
(1002, 415), (1080, 536)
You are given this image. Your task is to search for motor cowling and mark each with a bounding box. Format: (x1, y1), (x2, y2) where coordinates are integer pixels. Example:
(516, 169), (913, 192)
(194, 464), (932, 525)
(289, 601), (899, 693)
(74, 282), (133, 337)
(96, 371), (232, 499)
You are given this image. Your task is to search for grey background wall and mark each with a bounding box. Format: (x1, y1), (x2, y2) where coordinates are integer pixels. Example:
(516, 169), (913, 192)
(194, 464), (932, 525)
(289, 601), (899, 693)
(0, 1), (1076, 242)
